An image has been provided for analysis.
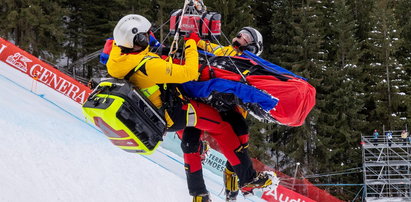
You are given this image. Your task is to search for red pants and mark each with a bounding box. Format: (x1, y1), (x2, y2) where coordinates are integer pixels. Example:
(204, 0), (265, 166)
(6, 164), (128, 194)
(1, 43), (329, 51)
(180, 100), (255, 195)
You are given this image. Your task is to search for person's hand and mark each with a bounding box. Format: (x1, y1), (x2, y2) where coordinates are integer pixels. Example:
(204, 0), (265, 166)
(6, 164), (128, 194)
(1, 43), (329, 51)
(184, 32), (201, 43)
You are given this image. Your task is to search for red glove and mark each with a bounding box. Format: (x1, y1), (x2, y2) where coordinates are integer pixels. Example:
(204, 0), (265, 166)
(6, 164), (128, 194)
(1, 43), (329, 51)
(184, 32), (201, 43)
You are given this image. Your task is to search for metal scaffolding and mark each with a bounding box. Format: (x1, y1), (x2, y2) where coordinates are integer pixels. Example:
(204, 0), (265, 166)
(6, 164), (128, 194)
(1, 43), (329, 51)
(362, 130), (411, 201)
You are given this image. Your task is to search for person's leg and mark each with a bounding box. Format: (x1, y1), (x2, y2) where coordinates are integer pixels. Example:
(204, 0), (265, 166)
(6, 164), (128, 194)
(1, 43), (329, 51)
(223, 162), (239, 200)
(180, 127), (208, 197)
(187, 101), (256, 186)
(220, 109), (250, 199)
(217, 109), (276, 193)
(220, 110), (249, 146)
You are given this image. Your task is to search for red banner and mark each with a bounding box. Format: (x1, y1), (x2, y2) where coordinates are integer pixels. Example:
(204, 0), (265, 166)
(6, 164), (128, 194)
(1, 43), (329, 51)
(0, 38), (91, 104)
(262, 185), (317, 202)
(253, 160), (342, 202)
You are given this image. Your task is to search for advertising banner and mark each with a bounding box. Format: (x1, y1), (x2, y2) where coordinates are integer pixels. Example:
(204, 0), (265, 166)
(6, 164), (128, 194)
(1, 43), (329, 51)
(0, 38), (91, 104)
(262, 185), (317, 202)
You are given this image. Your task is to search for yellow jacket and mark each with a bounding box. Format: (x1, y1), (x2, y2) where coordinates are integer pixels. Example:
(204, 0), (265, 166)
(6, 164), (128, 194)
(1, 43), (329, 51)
(197, 40), (241, 56)
(107, 39), (199, 126)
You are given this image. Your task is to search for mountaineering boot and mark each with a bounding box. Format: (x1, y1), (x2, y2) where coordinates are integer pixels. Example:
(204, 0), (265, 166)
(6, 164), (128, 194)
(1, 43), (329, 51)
(223, 168), (239, 201)
(192, 192), (212, 202)
(240, 171), (277, 195)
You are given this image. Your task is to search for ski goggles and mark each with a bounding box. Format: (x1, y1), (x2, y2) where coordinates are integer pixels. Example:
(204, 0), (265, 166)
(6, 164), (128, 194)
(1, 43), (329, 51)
(236, 30), (254, 45)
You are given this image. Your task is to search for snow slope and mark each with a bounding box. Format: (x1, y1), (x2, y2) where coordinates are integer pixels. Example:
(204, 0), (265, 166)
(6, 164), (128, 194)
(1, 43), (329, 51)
(0, 61), (261, 202)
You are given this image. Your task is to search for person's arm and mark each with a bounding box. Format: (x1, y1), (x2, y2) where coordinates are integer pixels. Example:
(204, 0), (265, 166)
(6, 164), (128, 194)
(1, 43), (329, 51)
(197, 39), (224, 53)
(145, 39), (199, 83)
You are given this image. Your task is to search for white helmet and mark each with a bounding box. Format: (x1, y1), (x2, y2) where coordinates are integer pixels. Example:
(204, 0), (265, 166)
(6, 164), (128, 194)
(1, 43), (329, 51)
(240, 27), (263, 56)
(113, 14), (151, 49)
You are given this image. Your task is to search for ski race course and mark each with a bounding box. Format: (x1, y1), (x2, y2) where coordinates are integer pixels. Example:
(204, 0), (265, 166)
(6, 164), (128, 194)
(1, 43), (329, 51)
(0, 60), (265, 202)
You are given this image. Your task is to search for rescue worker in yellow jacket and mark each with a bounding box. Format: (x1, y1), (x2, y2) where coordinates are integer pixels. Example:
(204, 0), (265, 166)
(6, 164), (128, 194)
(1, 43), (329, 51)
(106, 15), (273, 202)
(106, 14), (199, 130)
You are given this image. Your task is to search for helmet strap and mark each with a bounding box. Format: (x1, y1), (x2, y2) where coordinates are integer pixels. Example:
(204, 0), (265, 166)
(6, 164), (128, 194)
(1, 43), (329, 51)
(232, 41), (241, 48)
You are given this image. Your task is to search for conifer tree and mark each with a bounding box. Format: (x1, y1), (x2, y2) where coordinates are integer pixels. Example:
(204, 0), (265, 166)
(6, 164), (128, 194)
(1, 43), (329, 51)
(63, 0), (133, 78)
(346, 0), (374, 43)
(248, 0), (325, 175)
(247, 118), (277, 164)
(263, 0), (297, 63)
(283, 0), (324, 176)
(364, 0), (403, 129)
(148, 0), (180, 43)
(206, 0), (255, 42)
(0, 0), (67, 61)
(393, 0), (411, 128)
(316, 0), (365, 198)
(245, 0), (301, 171)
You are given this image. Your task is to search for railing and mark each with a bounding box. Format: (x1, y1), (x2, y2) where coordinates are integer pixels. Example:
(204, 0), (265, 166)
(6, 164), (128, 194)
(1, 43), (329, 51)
(362, 134), (411, 200)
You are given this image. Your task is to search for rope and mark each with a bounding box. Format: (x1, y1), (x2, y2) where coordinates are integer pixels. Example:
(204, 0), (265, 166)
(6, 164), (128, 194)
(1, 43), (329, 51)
(302, 167), (362, 179)
(153, 31), (172, 54)
(169, 0), (191, 56)
(302, 170), (362, 179)
(152, 18), (171, 34)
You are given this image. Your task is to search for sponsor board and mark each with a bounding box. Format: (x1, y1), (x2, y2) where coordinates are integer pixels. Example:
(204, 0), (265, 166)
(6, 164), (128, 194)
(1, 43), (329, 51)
(262, 185), (316, 202)
(0, 38), (91, 104)
(202, 151), (226, 174)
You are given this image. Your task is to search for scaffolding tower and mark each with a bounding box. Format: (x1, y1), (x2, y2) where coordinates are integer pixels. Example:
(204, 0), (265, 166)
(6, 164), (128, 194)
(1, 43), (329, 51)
(362, 130), (411, 201)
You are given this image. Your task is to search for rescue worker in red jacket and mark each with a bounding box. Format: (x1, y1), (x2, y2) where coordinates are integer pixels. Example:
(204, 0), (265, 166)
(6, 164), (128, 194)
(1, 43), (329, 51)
(106, 15), (272, 202)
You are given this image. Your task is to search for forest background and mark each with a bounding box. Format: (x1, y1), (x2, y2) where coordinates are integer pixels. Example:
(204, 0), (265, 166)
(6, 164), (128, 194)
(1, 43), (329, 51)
(1, 0), (410, 200)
